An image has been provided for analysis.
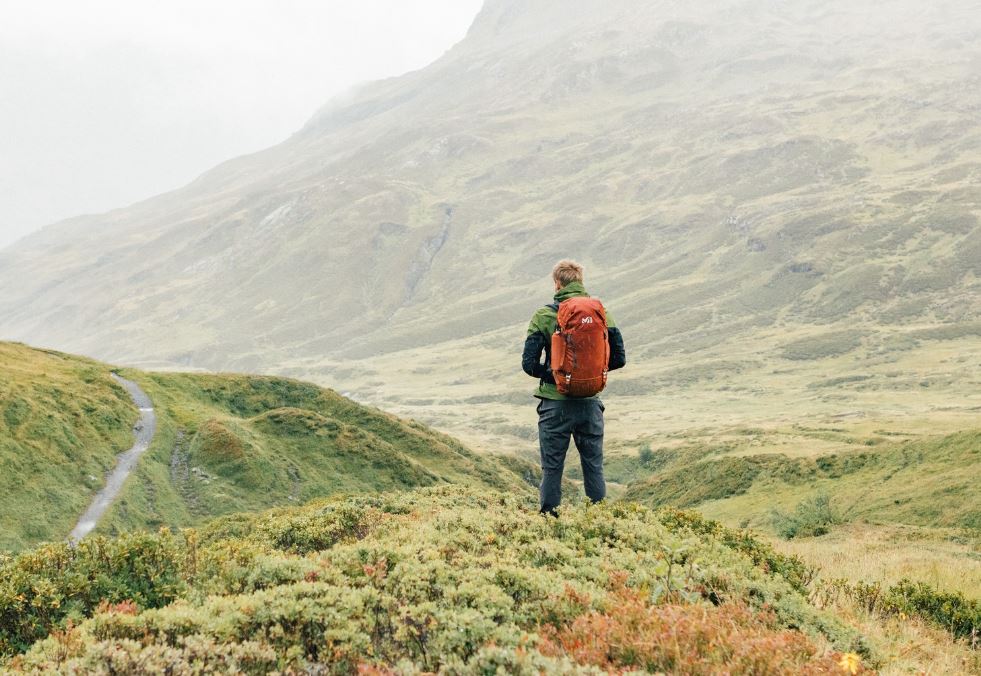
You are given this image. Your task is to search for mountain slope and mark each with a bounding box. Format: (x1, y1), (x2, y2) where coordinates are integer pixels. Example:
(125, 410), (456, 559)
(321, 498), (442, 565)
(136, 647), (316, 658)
(1, 0), (980, 449)
(0, 342), (536, 551)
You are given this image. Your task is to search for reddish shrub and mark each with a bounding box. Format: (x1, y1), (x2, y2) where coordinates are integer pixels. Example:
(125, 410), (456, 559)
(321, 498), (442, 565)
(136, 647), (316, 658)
(539, 582), (862, 675)
(95, 600), (139, 616)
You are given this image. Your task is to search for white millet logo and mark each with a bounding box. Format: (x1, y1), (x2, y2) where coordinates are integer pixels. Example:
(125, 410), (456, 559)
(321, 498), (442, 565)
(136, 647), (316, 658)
(581, 317), (594, 324)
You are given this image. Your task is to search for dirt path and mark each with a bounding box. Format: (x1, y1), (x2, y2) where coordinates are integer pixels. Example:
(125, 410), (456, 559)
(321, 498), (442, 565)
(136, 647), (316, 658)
(69, 373), (156, 542)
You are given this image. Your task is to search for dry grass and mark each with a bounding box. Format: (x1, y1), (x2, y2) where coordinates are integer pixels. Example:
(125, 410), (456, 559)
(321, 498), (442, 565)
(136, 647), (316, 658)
(820, 597), (981, 675)
(775, 524), (981, 600)
(777, 523), (981, 674)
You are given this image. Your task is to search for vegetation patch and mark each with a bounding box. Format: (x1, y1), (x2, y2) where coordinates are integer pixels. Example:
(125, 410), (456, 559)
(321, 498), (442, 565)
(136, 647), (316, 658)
(537, 580), (852, 674)
(808, 374), (874, 389)
(191, 419), (248, 463)
(771, 495), (844, 539)
(656, 507), (816, 594)
(622, 454), (811, 509)
(625, 431), (980, 534)
(818, 577), (981, 645)
(3, 487), (869, 672)
(780, 330), (866, 361)
(0, 530), (187, 657)
(910, 322), (981, 342)
(252, 408), (340, 436)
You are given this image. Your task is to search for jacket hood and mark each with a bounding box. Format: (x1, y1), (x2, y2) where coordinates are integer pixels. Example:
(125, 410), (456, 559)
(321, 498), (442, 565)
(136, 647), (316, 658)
(554, 281), (589, 303)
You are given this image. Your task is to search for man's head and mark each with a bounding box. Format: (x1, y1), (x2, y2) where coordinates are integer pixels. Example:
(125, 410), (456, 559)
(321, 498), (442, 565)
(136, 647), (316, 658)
(552, 259), (584, 290)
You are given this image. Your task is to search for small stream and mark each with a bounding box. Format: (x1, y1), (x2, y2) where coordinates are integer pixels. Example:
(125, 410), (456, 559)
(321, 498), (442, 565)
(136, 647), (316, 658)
(68, 374), (156, 542)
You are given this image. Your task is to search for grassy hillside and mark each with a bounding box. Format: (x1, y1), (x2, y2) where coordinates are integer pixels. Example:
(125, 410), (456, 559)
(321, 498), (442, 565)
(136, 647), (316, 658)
(1, 341), (977, 670)
(0, 343), (137, 551)
(0, 342), (537, 552)
(622, 431), (981, 529)
(97, 369), (538, 538)
(620, 430), (981, 600)
(2, 486), (878, 673)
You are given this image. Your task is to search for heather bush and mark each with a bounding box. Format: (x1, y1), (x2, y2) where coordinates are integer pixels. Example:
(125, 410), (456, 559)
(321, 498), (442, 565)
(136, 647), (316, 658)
(6, 487), (867, 673)
(0, 529), (186, 656)
(657, 506), (817, 593)
(191, 537), (320, 596)
(10, 633), (280, 675)
(248, 500), (383, 554)
(538, 579), (858, 674)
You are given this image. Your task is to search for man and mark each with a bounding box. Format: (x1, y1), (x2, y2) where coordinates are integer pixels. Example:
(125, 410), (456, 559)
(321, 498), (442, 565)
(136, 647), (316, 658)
(522, 260), (626, 514)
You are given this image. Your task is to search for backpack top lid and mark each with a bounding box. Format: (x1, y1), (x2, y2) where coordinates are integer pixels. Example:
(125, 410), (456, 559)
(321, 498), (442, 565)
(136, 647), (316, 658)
(555, 296), (607, 333)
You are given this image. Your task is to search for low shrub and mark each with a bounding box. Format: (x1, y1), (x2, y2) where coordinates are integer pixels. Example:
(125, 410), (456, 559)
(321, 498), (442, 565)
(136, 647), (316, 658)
(0, 530), (187, 657)
(538, 579), (860, 674)
(850, 579), (980, 644)
(657, 507), (817, 594)
(250, 501), (383, 554)
(771, 494), (843, 539)
(9, 634), (280, 675)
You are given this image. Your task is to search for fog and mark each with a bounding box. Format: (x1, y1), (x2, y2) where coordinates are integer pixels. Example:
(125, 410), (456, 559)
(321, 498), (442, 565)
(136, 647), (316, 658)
(0, 0), (483, 249)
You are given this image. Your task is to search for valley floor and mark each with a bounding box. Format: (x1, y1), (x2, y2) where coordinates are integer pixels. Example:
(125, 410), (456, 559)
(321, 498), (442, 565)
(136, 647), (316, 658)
(2, 342), (977, 672)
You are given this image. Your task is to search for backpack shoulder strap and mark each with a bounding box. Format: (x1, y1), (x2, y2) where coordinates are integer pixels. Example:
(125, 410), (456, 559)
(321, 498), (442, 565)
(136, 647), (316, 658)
(546, 303), (560, 312)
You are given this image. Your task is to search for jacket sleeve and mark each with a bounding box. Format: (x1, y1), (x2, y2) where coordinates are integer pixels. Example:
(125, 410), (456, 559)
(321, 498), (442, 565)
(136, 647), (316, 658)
(522, 332), (548, 378)
(608, 327), (626, 371)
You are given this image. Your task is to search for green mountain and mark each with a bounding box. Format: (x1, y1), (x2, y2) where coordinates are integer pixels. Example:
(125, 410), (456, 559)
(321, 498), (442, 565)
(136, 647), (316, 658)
(0, 342), (536, 552)
(1, 0), (979, 452)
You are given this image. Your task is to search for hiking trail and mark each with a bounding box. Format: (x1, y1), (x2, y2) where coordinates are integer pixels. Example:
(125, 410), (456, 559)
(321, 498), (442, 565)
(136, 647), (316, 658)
(69, 374), (156, 542)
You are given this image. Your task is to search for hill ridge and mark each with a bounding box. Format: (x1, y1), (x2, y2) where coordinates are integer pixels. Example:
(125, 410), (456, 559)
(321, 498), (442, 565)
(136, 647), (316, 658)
(0, 342), (538, 552)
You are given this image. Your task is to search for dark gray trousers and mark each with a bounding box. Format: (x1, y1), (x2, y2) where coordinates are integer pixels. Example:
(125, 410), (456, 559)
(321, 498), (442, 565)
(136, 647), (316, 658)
(537, 397), (606, 514)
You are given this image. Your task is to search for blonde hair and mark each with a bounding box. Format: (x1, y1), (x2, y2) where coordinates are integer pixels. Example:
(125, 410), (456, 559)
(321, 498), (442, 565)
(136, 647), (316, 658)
(552, 259), (584, 287)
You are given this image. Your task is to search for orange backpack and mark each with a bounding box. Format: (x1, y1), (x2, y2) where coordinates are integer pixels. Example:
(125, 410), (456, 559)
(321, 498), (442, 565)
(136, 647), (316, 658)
(550, 297), (610, 397)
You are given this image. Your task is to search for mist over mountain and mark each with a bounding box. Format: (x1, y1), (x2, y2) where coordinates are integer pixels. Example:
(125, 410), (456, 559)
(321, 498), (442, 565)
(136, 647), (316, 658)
(0, 0), (482, 249)
(1, 0), (979, 444)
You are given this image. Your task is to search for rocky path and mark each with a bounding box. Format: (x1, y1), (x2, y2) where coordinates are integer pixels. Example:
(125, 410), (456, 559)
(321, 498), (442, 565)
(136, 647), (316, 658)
(68, 374), (156, 542)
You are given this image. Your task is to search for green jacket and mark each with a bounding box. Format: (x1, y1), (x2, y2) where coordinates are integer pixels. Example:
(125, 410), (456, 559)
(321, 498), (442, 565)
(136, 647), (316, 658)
(522, 282), (626, 400)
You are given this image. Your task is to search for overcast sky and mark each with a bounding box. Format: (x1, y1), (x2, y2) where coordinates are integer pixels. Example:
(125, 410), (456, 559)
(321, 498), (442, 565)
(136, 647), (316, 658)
(0, 0), (483, 249)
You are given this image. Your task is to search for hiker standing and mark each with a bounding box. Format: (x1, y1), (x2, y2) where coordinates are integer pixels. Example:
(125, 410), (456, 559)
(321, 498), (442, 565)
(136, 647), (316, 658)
(522, 260), (626, 514)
